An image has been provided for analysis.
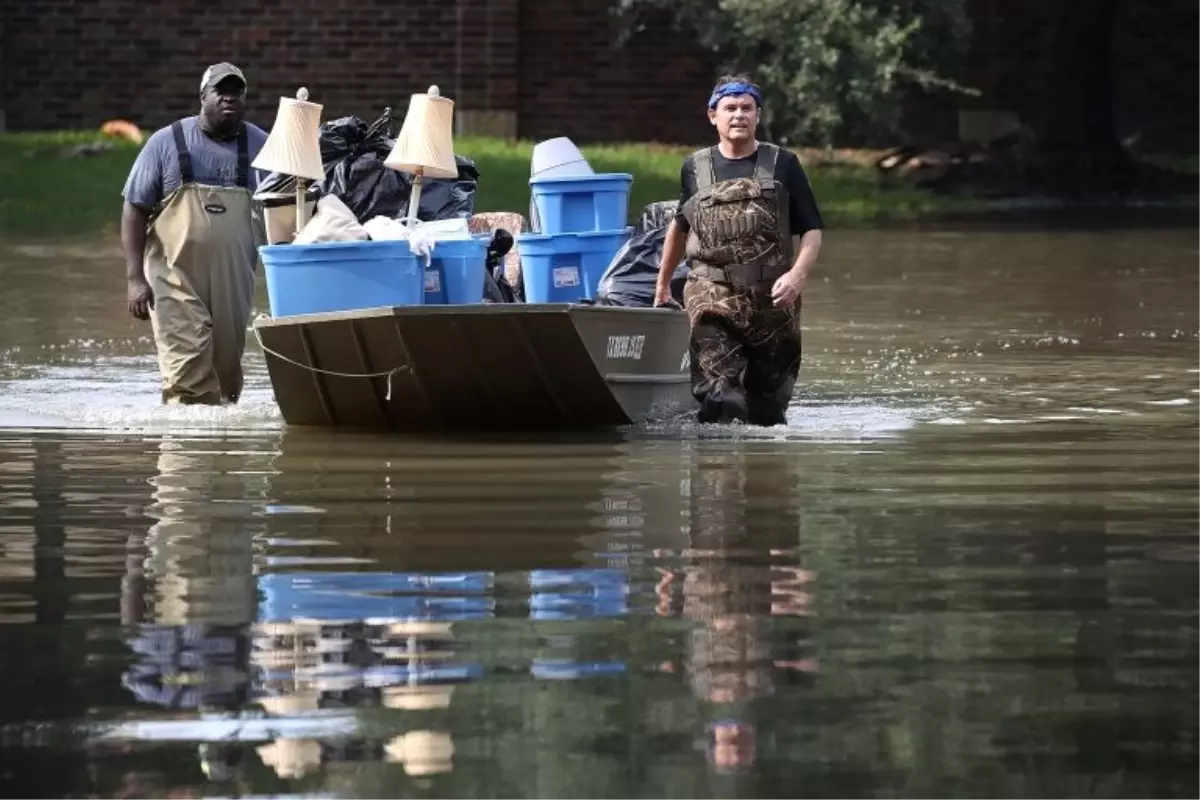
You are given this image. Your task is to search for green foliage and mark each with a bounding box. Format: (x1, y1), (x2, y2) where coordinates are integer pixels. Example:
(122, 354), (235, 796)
(0, 131), (972, 240)
(612, 0), (977, 146)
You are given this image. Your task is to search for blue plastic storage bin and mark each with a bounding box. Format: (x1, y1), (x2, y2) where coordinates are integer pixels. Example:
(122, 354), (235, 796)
(422, 235), (490, 305)
(530, 173), (633, 234)
(517, 228), (633, 304)
(528, 568), (629, 620)
(260, 240), (423, 317)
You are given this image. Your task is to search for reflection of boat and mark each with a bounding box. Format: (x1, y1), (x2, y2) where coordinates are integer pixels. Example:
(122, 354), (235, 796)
(263, 427), (689, 572)
(253, 303), (694, 432)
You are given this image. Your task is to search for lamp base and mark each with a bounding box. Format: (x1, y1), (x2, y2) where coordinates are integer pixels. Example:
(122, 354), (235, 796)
(405, 170), (425, 228)
(294, 179), (311, 235)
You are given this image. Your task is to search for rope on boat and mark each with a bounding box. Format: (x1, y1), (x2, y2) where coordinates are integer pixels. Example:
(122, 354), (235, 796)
(251, 322), (410, 401)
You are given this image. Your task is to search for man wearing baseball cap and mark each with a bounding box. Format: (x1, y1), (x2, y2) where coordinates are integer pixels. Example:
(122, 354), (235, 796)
(120, 62), (271, 405)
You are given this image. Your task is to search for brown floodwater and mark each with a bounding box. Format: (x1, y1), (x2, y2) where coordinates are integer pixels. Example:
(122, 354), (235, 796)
(0, 223), (1196, 798)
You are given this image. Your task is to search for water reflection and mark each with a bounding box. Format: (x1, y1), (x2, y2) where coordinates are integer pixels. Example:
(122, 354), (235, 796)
(654, 445), (818, 776)
(119, 435), (264, 787)
(0, 409), (1193, 798)
(225, 432), (839, 797)
(1, 222), (1197, 797)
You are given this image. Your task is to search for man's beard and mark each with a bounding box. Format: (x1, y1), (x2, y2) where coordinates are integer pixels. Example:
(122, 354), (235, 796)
(204, 110), (241, 139)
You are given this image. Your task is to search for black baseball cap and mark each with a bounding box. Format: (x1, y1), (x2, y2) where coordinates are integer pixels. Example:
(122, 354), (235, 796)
(200, 63), (247, 92)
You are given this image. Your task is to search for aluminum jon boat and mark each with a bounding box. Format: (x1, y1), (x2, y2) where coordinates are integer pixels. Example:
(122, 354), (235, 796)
(252, 303), (696, 431)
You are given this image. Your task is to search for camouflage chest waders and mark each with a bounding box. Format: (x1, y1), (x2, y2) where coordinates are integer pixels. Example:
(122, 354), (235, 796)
(680, 144), (802, 426)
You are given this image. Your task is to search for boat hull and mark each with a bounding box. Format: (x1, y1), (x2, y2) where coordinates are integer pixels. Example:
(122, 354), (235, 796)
(253, 303), (696, 431)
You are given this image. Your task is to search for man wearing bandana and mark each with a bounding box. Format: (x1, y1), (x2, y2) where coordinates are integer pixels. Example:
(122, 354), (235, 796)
(654, 74), (824, 426)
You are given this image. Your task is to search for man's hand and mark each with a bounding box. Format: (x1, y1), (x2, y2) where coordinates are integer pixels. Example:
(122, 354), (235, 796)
(121, 201), (154, 320)
(653, 283), (680, 309)
(127, 278), (154, 320)
(653, 220), (687, 309)
(771, 269), (806, 309)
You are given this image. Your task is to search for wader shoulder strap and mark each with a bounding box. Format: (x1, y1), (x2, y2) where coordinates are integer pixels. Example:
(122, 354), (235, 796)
(754, 143), (779, 183)
(236, 124), (249, 188)
(693, 147), (718, 194)
(171, 121), (193, 184)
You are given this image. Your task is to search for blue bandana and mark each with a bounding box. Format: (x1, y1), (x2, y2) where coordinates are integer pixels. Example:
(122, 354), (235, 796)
(707, 81), (763, 110)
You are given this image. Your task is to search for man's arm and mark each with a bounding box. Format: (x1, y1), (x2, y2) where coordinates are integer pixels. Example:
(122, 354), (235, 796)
(783, 151), (824, 281)
(789, 229), (822, 280)
(654, 160), (694, 306)
(770, 152), (825, 308)
(654, 218), (687, 305)
(121, 201), (150, 283)
(120, 133), (164, 319)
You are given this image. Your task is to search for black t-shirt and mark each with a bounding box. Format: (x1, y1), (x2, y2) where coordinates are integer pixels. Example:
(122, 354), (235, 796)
(675, 145), (825, 236)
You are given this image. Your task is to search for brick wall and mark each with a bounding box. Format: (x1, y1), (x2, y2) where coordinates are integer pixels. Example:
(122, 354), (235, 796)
(1, 0), (715, 145)
(516, 2), (716, 144)
(3, 0), (514, 135)
(1, 0), (1194, 151)
(0, 6), (6, 131)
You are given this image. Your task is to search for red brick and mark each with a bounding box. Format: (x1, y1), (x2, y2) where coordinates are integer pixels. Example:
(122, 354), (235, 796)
(2, 0), (1193, 151)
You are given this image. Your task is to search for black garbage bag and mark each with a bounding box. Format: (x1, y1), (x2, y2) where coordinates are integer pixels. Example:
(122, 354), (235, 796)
(594, 200), (689, 308)
(481, 229), (521, 304)
(401, 157), (479, 222)
(257, 107), (479, 223)
(322, 114), (409, 220)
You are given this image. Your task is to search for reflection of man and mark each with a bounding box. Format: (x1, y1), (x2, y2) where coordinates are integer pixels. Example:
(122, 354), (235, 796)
(654, 73), (824, 426)
(119, 437), (259, 781)
(709, 718), (757, 773)
(653, 448), (818, 774)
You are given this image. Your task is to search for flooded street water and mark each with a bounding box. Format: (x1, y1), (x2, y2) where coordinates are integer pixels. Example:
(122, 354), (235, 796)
(0, 224), (1196, 798)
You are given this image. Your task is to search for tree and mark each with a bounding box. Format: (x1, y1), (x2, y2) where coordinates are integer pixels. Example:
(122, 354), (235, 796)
(1038, 0), (1131, 194)
(612, 0), (976, 147)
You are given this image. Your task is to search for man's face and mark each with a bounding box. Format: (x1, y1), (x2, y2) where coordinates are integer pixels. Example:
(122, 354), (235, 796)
(708, 95), (759, 142)
(201, 77), (247, 130)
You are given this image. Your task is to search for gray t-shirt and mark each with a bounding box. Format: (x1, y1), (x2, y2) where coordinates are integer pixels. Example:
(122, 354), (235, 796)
(121, 116), (271, 211)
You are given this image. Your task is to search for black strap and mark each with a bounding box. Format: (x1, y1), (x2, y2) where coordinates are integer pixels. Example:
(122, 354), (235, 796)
(171, 121), (193, 184)
(754, 143), (779, 183)
(690, 261), (783, 285)
(236, 124), (249, 188)
(172, 120), (249, 187)
(693, 146), (718, 194)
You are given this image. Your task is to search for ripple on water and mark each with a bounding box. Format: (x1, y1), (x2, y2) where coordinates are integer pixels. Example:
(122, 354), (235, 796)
(0, 223), (1196, 799)
(0, 349), (281, 434)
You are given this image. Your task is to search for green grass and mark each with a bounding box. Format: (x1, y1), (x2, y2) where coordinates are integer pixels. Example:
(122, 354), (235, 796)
(457, 135), (971, 225)
(0, 130), (969, 239)
(0, 131), (146, 238)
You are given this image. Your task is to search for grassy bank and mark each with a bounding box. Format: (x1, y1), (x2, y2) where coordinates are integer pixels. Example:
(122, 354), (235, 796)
(2, 129), (968, 239)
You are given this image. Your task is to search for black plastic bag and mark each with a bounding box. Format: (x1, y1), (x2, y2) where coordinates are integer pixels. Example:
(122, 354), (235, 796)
(257, 107), (479, 223)
(400, 158), (480, 222)
(257, 109), (393, 208)
(481, 229), (522, 303)
(594, 200), (689, 308)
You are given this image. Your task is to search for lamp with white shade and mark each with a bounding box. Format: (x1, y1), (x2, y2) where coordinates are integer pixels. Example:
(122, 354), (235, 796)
(252, 87), (325, 237)
(384, 85), (459, 227)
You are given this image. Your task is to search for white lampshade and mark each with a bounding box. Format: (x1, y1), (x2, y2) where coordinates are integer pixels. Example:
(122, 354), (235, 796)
(252, 87), (325, 181)
(384, 730), (455, 776)
(384, 85), (458, 178)
(382, 685), (455, 711)
(257, 739), (322, 779)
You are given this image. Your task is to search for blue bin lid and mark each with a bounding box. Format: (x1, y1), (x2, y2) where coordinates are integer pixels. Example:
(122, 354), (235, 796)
(528, 172), (633, 186)
(515, 226), (634, 245)
(259, 238), (421, 265)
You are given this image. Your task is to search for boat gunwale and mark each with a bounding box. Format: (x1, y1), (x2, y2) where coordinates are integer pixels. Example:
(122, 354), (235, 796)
(252, 302), (685, 328)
